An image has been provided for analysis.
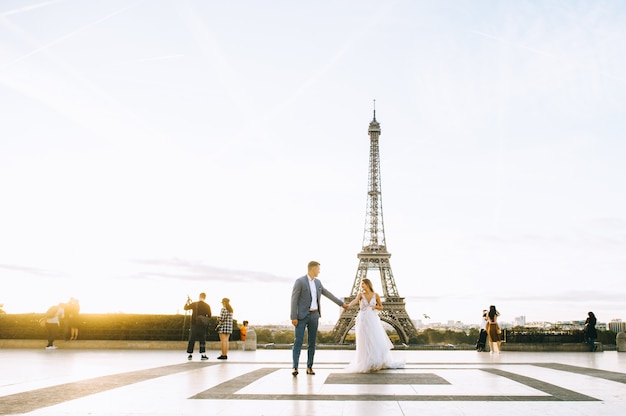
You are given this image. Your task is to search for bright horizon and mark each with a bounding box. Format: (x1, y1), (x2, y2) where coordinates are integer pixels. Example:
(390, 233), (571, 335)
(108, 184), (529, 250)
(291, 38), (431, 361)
(1, 1), (625, 327)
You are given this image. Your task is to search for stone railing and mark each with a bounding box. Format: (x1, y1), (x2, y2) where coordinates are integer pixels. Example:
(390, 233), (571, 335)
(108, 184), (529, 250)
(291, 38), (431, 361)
(617, 332), (626, 352)
(0, 329), (257, 351)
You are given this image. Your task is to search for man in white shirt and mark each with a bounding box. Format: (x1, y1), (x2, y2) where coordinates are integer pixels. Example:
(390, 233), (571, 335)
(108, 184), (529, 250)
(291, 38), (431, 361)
(45, 303), (64, 349)
(290, 261), (347, 376)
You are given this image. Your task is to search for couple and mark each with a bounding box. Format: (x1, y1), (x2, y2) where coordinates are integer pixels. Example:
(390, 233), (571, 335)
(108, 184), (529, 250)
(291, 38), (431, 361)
(290, 261), (404, 375)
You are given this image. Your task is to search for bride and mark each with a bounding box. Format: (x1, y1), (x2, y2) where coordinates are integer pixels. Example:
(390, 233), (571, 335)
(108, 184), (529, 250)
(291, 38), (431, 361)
(344, 278), (405, 373)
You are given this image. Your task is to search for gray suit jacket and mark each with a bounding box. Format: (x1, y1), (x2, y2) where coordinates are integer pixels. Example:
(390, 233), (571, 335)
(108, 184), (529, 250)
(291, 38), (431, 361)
(290, 275), (344, 320)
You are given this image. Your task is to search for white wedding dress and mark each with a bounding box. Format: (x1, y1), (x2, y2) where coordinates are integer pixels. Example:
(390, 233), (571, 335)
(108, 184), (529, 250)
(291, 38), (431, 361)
(345, 294), (405, 373)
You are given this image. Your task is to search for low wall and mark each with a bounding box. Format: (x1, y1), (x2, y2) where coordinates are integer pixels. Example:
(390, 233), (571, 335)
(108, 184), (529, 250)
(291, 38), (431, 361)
(0, 335), (605, 353)
(0, 339), (256, 351)
(501, 342), (603, 352)
(0, 313), (242, 342)
(617, 332), (626, 352)
(240, 342), (614, 352)
(0, 328), (258, 351)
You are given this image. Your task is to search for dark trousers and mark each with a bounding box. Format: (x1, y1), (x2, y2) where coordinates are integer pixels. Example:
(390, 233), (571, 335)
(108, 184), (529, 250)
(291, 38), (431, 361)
(45, 323), (59, 347)
(187, 323), (207, 354)
(586, 336), (596, 351)
(292, 311), (319, 369)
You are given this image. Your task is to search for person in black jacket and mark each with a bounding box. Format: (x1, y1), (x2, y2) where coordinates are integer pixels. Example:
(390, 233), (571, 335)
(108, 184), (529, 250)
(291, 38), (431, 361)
(584, 311), (598, 352)
(184, 293), (211, 360)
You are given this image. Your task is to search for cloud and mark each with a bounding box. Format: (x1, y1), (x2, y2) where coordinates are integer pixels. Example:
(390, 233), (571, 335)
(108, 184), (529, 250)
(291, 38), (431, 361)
(129, 258), (291, 284)
(0, 263), (60, 277)
(405, 290), (626, 306)
(498, 290), (626, 304)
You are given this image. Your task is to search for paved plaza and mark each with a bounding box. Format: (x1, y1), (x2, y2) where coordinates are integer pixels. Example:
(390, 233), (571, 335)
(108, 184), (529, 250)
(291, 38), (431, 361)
(1, 348), (625, 415)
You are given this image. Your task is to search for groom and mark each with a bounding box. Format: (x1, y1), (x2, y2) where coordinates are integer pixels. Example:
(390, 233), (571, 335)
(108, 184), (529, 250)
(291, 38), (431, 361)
(290, 260), (347, 376)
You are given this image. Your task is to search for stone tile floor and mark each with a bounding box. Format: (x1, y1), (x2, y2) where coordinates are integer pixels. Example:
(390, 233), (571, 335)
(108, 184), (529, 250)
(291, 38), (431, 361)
(1, 348), (625, 415)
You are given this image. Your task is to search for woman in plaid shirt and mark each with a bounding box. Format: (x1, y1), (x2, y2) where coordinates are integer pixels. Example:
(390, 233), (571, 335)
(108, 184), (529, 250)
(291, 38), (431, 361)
(217, 298), (234, 359)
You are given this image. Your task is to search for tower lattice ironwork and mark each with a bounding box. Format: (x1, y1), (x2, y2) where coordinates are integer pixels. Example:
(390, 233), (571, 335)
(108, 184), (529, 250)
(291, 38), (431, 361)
(331, 108), (418, 344)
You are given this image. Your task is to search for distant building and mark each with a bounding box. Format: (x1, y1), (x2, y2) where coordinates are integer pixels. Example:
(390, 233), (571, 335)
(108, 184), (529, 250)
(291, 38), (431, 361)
(554, 321), (581, 330)
(525, 321), (552, 329)
(513, 316), (526, 327)
(608, 319), (626, 333)
(393, 316), (623, 332)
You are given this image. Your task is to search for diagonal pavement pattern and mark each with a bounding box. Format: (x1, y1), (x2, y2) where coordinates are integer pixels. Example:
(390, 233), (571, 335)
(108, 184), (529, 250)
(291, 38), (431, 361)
(1, 349), (625, 415)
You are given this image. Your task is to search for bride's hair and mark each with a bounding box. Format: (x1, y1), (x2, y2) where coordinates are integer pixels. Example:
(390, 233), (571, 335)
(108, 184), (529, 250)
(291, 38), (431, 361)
(361, 278), (374, 292)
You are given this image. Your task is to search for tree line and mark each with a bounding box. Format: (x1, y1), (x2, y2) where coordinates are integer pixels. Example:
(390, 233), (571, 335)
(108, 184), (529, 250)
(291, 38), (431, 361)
(254, 327), (618, 346)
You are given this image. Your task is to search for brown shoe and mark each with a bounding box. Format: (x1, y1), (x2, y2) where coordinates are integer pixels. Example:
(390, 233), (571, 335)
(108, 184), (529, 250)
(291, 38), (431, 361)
(306, 368), (315, 375)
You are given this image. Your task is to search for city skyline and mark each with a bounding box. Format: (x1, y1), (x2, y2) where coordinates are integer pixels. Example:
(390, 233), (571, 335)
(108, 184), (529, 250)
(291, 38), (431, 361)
(1, 1), (625, 326)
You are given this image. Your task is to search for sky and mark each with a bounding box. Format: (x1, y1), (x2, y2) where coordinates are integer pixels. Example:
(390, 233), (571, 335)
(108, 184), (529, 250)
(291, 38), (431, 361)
(1, 0), (625, 328)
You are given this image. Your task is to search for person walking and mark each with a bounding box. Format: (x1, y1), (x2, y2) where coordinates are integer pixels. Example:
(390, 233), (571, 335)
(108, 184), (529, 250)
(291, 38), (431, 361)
(584, 311), (598, 352)
(44, 303), (64, 349)
(290, 260), (347, 376)
(217, 298), (233, 360)
(486, 305), (501, 354)
(344, 278), (404, 373)
(66, 297), (80, 340)
(184, 293), (211, 361)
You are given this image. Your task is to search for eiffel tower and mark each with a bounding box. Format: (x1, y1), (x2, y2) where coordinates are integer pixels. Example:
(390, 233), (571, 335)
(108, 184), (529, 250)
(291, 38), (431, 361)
(331, 106), (418, 345)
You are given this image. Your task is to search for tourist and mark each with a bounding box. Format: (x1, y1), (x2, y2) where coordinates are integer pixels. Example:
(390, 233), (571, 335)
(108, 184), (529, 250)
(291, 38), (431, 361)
(44, 303), (64, 349)
(184, 293), (211, 360)
(584, 311), (598, 352)
(240, 320), (248, 341)
(476, 309), (488, 352)
(66, 297), (80, 340)
(217, 298), (233, 359)
(486, 305), (501, 354)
